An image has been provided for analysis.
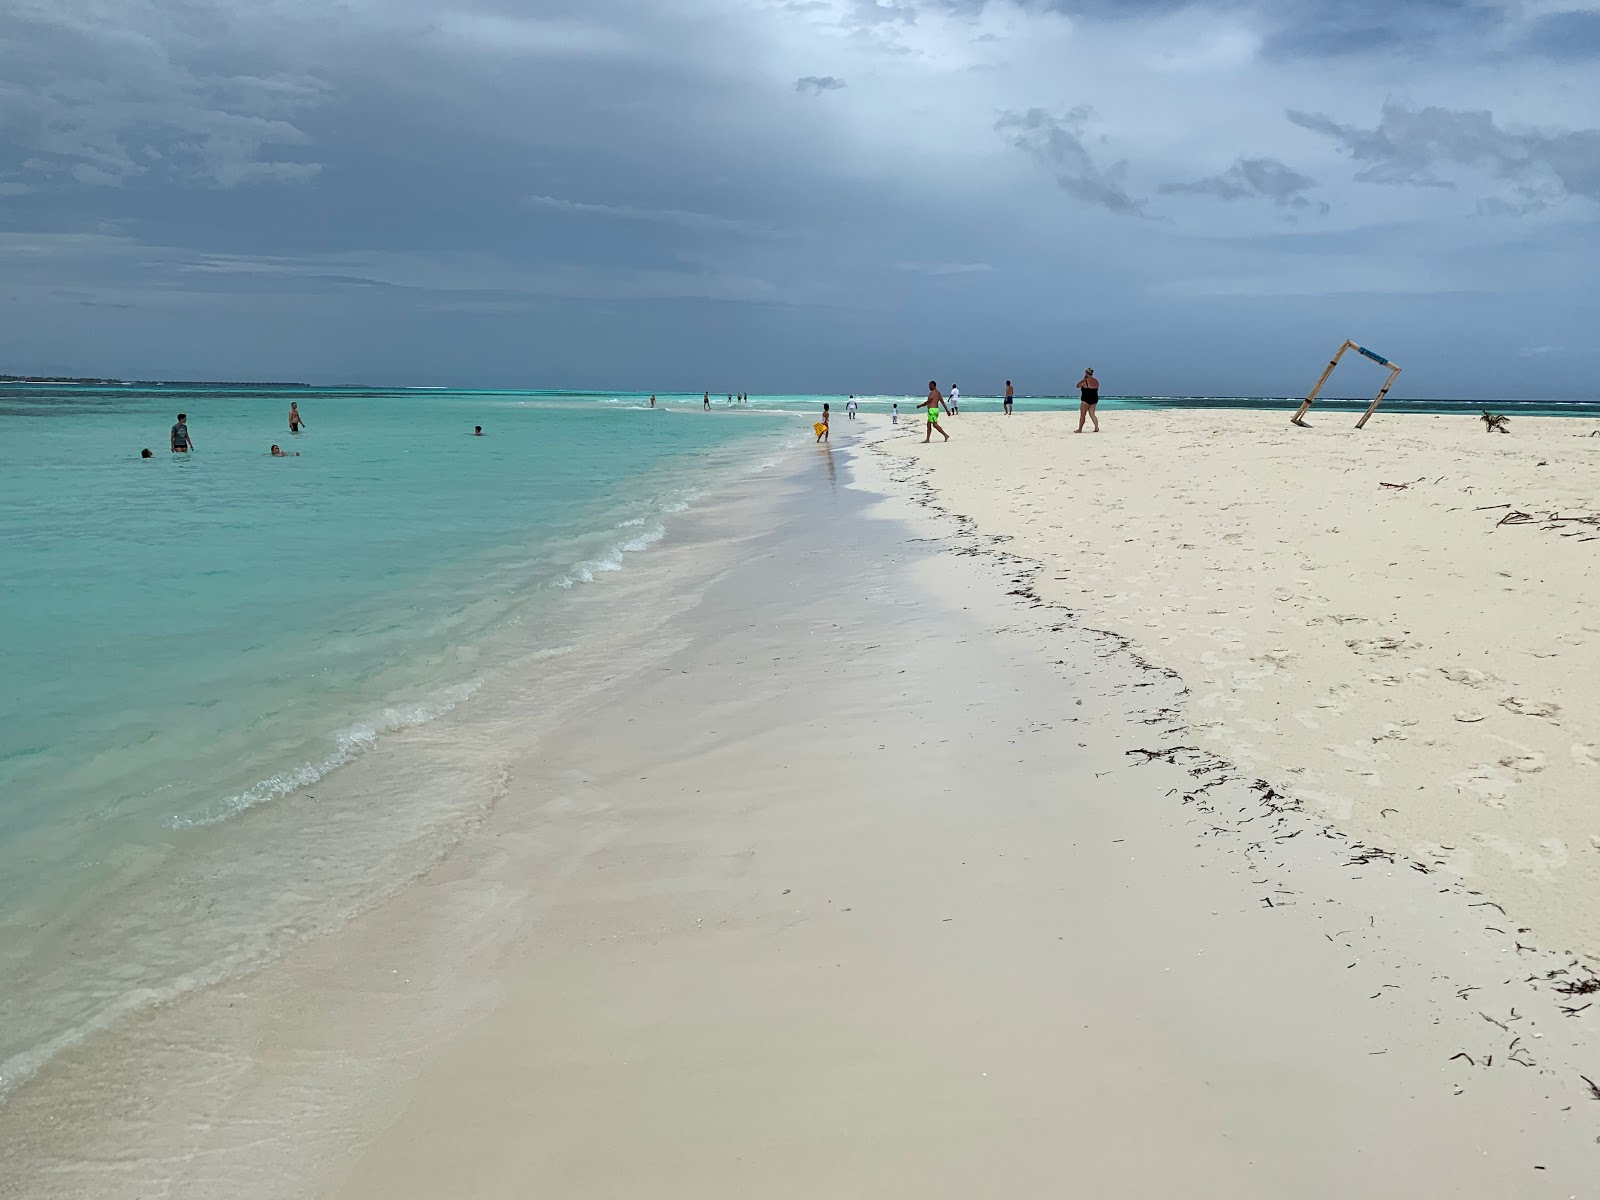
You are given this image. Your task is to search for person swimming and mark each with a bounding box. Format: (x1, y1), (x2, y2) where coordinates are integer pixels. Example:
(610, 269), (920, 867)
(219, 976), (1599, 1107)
(474, 425), (484, 436)
(270, 444), (299, 457)
(288, 401), (305, 433)
(140, 448), (153, 459)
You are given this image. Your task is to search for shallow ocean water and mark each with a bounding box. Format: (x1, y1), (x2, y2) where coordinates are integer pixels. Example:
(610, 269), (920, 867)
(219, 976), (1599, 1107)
(0, 385), (795, 1095)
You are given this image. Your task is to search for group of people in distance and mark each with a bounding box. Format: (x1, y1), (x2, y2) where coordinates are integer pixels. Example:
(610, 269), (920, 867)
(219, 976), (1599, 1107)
(820, 369), (1102, 446)
(143, 401), (318, 459)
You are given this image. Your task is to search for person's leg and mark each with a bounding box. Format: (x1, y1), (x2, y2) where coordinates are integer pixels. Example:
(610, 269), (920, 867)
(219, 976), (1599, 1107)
(1091, 405), (1100, 432)
(934, 419), (949, 442)
(1076, 402), (1087, 432)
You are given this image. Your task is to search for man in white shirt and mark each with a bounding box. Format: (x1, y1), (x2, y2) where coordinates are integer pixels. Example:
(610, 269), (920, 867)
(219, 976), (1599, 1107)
(948, 386), (959, 414)
(846, 396), (858, 420)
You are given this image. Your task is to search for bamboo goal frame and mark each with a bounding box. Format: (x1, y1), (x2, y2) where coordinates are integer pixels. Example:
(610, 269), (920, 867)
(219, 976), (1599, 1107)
(1290, 340), (1403, 429)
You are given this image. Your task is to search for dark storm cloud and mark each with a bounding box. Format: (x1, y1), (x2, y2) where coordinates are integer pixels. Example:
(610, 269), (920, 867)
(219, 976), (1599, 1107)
(1, 0), (1598, 398)
(1289, 102), (1600, 208)
(1160, 157), (1324, 211)
(0, 3), (324, 188)
(995, 108), (1146, 216)
(1256, 0), (1504, 58)
(1517, 9), (1600, 60)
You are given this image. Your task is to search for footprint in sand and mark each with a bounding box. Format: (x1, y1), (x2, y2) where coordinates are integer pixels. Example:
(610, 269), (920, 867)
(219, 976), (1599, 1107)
(1440, 667), (1499, 689)
(1451, 765), (1514, 808)
(1347, 637), (1423, 657)
(1454, 710), (1487, 723)
(1308, 613), (1369, 627)
(1497, 752), (1547, 774)
(1573, 743), (1598, 767)
(1500, 696), (1561, 720)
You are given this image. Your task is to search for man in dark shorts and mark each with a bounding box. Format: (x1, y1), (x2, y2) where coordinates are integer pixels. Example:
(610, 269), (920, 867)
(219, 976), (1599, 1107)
(170, 413), (194, 453)
(1004, 380), (1014, 416)
(1076, 369), (1100, 433)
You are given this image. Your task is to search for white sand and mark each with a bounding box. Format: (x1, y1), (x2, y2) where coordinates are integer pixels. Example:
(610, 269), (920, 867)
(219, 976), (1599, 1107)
(3, 430), (1597, 1199)
(893, 409), (1600, 962)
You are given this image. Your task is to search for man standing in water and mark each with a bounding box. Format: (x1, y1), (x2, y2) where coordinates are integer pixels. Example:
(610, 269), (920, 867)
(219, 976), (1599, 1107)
(703, 392), (710, 410)
(288, 401), (306, 433)
(1004, 380), (1014, 416)
(649, 395), (656, 408)
(1076, 368), (1101, 433)
(919, 381), (950, 443)
(170, 413), (194, 453)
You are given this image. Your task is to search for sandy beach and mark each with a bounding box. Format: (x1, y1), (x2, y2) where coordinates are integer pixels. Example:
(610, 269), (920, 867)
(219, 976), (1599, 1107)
(3, 421), (1598, 1197)
(895, 408), (1600, 964)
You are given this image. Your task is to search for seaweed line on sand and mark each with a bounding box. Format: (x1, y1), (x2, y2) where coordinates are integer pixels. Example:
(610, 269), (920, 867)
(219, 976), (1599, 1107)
(866, 431), (1600, 1116)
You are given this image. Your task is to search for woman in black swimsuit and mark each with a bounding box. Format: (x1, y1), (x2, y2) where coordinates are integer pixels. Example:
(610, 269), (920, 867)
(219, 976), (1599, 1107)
(1076, 369), (1100, 433)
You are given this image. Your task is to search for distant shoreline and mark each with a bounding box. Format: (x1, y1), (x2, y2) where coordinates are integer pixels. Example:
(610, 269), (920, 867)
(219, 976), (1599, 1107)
(0, 376), (311, 388)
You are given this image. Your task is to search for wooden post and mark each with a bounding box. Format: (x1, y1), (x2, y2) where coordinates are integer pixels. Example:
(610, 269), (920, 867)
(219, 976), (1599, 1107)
(1291, 340), (1355, 427)
(1355, 363), (1403, 429)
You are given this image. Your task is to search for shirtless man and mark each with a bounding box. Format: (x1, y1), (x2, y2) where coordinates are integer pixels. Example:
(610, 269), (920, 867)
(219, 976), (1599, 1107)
(1076, 368), (1100, 433)
(288, 401), (306, 433)
(270, 444), (299, 457)
(919, 381), (951, 443)
(1004, 380), (1014, 416)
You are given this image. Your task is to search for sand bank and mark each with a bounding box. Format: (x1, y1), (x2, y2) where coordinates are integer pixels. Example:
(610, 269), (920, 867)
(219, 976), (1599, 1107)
(893, 409), (1600, 963)
(3, 427), (1597, 1198)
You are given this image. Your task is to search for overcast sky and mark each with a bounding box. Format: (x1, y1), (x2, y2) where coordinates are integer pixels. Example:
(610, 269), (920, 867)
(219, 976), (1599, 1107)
(2, 0), (1598, 396)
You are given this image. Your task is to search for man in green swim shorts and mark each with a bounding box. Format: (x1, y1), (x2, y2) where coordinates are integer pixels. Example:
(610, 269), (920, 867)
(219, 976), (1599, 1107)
(919, 381), (951, 443)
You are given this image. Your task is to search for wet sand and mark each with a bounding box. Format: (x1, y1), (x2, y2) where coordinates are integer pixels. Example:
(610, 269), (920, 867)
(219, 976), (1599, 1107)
(3, 423), (1597, 1198)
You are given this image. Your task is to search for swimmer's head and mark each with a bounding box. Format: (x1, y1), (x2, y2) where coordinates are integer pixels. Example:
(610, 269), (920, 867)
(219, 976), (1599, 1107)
(474, 426), (482, 434)
(140, 448), (152, 458)
(270, 444), (282, 454)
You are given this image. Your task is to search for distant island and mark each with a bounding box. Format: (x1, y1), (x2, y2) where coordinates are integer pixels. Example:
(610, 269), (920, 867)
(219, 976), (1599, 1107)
(1, 375), (310, 387)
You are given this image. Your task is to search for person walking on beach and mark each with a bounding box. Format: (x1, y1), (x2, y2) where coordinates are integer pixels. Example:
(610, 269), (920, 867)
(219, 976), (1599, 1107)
(846, 396), (857, 421)
(1076, 369), (1100, 433)
(948, 385), (959, 415)
(1004, 380), (1014, 416)
(920, 382), (950, 443)
(170, 413), (194, 453)
(816, 403), (830, 443)
(288, 401), (305, 433)
(892, 403), (899, 424)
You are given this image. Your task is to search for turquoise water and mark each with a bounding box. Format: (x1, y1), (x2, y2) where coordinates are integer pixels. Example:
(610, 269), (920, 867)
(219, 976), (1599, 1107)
(0, 385), (796, 1095)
